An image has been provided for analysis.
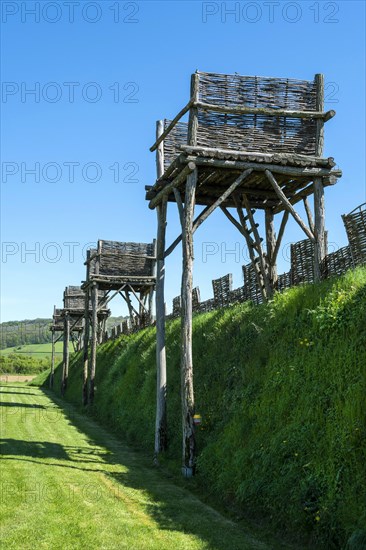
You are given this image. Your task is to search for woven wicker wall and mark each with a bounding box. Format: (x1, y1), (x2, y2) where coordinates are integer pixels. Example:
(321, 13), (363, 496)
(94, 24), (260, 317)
(243, 263), (263, 305)
(342, 204), (366, 266)
(90, 240), (156, 279)
(63, 286), (107, 310)
(277, 271), (292, 292)
(321, 246), (353, 279)
(192, 287), (201, 312)
(212, 273), (233, 308)
(291, 238), (315, 286)
(163, 120), (187, 171)
(197, 72), (318, 155)
(63, 286), (85, 309)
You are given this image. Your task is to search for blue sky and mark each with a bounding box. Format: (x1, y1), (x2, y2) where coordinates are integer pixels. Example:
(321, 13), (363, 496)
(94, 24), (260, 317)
(1, 0), (365, 321)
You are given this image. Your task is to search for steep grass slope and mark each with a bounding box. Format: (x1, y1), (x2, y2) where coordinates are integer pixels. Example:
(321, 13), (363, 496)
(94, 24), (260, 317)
(39, 267), (366, 548)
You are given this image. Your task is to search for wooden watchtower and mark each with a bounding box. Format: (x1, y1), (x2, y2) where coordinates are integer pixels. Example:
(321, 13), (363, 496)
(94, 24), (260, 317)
(146, 71), (342, 475)
(82, 239), (157, 404)
(61, 285), (110, 397)
(49, 304), (83, 391)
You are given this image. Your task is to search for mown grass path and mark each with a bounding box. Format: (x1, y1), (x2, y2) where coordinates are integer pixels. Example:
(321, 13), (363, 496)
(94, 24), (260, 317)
(0, 384), (271, 550)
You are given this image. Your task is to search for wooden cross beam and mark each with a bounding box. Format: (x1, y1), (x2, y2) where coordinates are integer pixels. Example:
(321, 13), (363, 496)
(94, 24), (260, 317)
(97, 285), (126, 310)
(303, 197), (315, 234)
(265, 170), (315, 241)
(126, 283), (149, 314)
(164, 169), (253, 258)
(119, 290), (140, 319)
(271, 210), (289, 267)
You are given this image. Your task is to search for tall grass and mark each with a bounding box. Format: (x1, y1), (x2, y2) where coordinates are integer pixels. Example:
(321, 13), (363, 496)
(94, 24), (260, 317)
(40, 267), (366, 548)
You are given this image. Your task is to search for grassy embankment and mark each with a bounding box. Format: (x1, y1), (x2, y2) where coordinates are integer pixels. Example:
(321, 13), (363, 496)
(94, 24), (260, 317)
(36, 267), (366, 548)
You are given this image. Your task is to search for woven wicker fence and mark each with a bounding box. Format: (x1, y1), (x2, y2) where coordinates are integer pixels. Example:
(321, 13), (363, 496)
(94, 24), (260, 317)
(342, 204), (366, 267)
(88, 240), (156, 279)
(105, 203), (366, 341)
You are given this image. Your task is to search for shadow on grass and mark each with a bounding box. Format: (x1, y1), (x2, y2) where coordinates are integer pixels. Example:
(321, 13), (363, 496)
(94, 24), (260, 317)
(0, 390), (40, 396)
(0, 385), (39, 390)
(1, 384), (272, 550)
(0, 438), (70, 460)
(0, 402), (46, 408)
(42, 388), (272, 550)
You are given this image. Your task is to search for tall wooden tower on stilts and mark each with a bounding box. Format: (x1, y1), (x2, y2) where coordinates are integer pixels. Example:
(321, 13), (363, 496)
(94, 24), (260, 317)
(146, 71), (341, 475)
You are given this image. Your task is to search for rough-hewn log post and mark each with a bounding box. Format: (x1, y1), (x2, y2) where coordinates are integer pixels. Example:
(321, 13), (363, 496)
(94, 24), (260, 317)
(82, 287), (90, 406)
(89, 283), (98, 404)
(154, 120), (168, 459)
(50, 328), (55, 389)
(180, 168), (197, 476)
(155, 199), (168, 457)
(314, 74), (326, 281)
(265, 209), (277, 293)
(187, 72), (199, 146)
(61, 313), (70, 396)
(314, 178), (326, 280)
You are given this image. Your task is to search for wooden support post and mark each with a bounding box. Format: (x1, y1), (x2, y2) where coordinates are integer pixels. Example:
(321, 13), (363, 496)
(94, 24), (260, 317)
(97, 316), (104, 345)
(314, 74), (326, 281)
(187, 72), (199, 146)
(50, 328), (55, 389)
(155, 199), (168, 458)
(155, 119), (168, 459)
(265, 209), (277, 292)
(83, 274), (90, 405)
(82, 326), (89, 404)
(180, 168), (197, 476)
(61, 313), (70, 396)
(314, 178), (326, 281)
(315, 74), (325, 158)
(89, 283), (98, 404)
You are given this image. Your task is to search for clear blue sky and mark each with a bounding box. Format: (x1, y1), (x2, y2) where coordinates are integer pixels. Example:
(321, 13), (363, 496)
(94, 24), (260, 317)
(1, 0), (365, 322)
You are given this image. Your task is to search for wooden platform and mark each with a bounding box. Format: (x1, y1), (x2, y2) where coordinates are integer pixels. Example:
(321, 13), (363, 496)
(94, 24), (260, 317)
(146, 146), (341, 211)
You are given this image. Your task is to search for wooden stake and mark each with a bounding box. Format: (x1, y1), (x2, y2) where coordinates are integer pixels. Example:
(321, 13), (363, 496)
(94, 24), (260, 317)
(89, 283), (98, 404)
(180, 168), (197, 476)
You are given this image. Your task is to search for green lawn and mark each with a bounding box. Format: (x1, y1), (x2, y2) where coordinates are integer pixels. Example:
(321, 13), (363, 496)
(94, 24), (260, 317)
(0, 383), (276, 550)
(0, 342), (67, 358)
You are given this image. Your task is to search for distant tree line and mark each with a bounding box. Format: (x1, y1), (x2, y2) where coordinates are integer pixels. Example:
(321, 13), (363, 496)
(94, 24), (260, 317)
(0, 319), (52, 349)
(1, 316), (128, 350)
